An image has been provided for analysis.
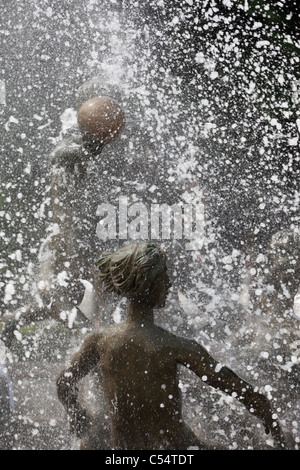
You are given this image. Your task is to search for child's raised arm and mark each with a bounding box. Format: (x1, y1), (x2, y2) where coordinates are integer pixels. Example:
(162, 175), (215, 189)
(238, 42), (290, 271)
(175, 336), (285, 449)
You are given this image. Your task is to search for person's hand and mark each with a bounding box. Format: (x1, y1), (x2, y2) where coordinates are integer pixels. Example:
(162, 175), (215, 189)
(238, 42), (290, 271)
(264, 417), (286, 449)
(245, 391), (286, 449)
(69, 407), (91, 438)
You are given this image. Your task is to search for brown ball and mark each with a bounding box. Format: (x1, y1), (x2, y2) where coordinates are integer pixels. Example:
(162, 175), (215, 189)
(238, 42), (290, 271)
(77, 96), (126, 146)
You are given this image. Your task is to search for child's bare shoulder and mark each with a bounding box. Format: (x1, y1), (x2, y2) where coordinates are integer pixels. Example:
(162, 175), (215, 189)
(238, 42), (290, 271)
(154, 324), (199, 349)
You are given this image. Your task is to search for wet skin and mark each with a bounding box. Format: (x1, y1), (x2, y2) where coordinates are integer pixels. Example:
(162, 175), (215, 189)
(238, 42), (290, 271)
(57, 267), (285, 450)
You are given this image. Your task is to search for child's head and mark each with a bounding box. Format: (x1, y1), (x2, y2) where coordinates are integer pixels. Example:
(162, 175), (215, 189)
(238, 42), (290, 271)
(95, 242), (170, 307)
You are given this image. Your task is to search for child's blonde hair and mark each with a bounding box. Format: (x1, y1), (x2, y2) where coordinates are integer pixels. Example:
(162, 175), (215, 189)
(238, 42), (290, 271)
(95, 242), (166, 301)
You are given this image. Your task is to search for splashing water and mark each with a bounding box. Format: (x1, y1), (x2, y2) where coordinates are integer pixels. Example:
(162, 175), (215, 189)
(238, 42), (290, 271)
(0, 0), (299, 450)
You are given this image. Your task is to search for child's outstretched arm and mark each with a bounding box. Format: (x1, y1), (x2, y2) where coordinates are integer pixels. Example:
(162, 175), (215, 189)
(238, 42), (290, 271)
(56, 332), (101, 436)
(175, 336), (285, 448)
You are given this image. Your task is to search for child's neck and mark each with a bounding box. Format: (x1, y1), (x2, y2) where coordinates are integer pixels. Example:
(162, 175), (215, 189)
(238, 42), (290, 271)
(127, 300), (154, 325)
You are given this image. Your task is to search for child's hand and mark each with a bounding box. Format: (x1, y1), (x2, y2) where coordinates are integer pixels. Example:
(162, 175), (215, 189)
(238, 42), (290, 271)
(264, 418), (286, 449)
(245, 391), (286, 449)
(69, 408), (91, 437)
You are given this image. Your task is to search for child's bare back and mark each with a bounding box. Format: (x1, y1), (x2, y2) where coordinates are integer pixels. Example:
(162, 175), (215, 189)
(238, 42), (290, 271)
(93, 321), (204, 448)
(57, 242), (285, 450)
